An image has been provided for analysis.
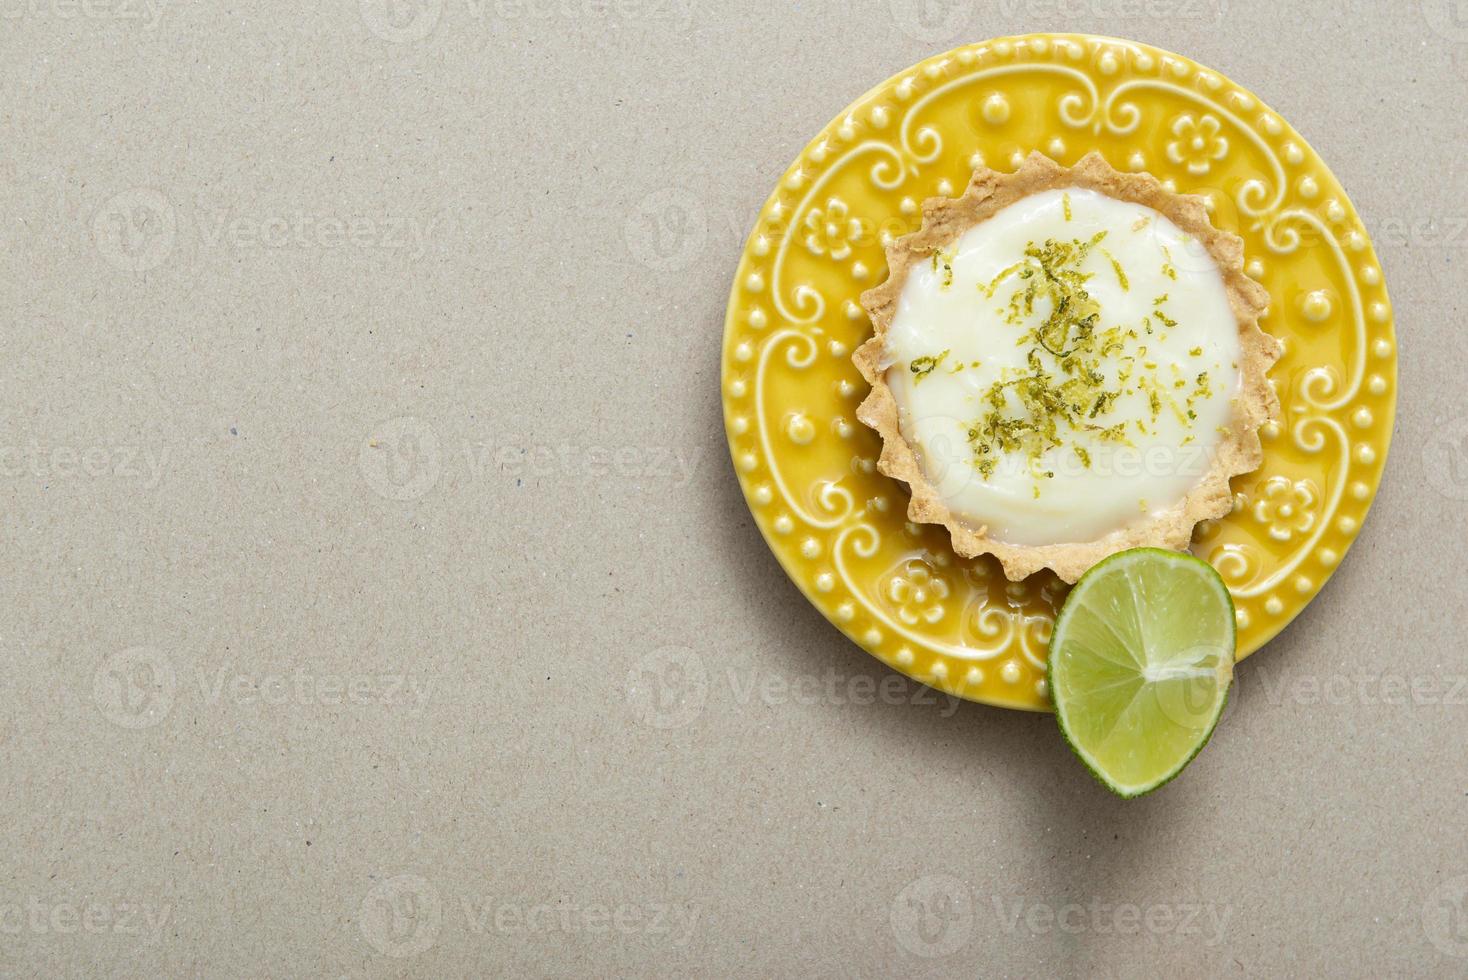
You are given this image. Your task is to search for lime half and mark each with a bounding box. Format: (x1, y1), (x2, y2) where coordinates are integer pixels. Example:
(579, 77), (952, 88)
(1048, 548), (1236, 798)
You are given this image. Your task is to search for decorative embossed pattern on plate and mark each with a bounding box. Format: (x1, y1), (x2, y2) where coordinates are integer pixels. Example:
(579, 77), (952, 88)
(721, 34), (1397, 711)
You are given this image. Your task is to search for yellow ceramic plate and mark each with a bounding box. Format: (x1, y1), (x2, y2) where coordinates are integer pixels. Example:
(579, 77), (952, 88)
(721, 34), (1396, 711)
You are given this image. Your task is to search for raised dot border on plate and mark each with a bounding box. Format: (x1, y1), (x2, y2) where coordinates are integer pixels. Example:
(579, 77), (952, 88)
(721, 33), (1396, 711)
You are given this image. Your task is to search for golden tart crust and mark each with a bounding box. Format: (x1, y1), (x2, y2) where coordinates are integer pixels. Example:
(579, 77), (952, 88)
(853, 151), (1281, 583)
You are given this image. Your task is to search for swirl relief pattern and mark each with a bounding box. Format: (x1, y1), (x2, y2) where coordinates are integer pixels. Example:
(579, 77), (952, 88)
(722, 34), (1396, 711)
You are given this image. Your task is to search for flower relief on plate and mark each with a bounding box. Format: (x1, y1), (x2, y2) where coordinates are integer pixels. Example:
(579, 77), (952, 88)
(721, 35), (1398, 710)
(854, 152), (1281, 583)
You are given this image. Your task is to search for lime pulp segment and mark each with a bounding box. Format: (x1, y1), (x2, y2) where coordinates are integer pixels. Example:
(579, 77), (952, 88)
(1048, 548), (1236, 798)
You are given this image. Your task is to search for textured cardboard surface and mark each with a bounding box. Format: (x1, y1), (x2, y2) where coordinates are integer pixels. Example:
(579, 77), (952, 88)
(1, 1), (1464, 974)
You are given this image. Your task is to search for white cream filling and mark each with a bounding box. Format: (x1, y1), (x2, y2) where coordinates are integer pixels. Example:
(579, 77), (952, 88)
(884, 187), (1241, 547)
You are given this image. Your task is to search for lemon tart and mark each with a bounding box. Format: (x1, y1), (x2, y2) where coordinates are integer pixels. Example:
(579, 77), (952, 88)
(854, 152), (1280, 582)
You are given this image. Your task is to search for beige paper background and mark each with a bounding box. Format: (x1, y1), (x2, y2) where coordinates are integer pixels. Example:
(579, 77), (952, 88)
(1, 0), (1464, 974)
